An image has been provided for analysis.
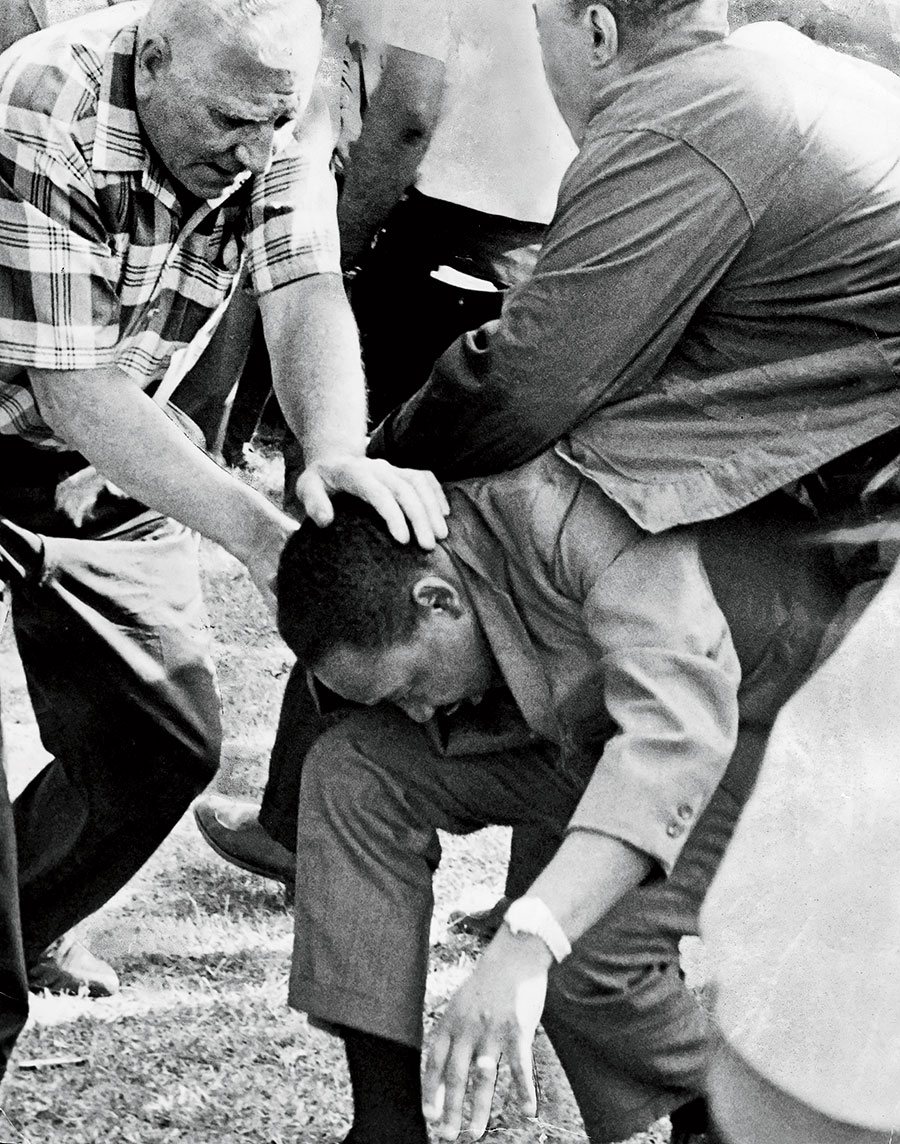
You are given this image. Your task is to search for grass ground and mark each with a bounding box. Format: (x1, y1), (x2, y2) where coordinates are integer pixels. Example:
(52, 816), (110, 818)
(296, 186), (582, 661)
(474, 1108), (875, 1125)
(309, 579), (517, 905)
(0, 448), (672, 1144)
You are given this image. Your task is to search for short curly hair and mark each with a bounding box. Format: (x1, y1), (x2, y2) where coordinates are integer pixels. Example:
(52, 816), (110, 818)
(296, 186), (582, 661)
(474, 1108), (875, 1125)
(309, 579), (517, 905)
(276, 496), (432, 667)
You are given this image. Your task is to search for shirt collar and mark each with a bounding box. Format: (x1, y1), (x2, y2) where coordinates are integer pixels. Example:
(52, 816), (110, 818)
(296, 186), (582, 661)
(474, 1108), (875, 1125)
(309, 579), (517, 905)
(589, 1), (729, 118)
(92, 23), (147, 176)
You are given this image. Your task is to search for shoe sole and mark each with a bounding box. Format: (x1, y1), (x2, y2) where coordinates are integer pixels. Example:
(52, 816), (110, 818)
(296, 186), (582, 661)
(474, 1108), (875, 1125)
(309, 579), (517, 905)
(193, 807), (296, 891)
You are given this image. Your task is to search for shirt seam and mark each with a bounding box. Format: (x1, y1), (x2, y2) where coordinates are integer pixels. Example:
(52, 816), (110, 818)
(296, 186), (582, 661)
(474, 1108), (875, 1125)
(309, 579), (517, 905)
(595, 127), (756, 227)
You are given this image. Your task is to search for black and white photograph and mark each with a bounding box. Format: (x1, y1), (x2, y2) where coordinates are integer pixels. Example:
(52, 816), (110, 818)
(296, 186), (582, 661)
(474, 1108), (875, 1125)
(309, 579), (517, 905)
(0, 0), (898, 1139)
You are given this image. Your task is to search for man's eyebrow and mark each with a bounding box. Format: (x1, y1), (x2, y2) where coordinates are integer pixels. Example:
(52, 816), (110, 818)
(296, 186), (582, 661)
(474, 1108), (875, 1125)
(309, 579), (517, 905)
(213, 98), (298, 125)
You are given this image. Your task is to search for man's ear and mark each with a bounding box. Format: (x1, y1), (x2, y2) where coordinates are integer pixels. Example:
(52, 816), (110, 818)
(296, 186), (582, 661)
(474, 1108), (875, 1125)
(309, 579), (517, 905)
(134, 33), (171, 94)
(411, 575), (464, 619)
(587, 4), (619, 66)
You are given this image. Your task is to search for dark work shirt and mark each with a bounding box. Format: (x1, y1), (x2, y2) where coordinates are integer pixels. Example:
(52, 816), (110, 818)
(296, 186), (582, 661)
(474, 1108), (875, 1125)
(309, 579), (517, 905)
(377, 20), (900, 532)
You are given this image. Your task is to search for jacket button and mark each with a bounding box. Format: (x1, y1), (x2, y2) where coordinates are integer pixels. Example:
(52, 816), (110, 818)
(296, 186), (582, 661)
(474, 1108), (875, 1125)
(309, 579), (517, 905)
(666, 822), (684, 838)
(678, 803), (693, 820)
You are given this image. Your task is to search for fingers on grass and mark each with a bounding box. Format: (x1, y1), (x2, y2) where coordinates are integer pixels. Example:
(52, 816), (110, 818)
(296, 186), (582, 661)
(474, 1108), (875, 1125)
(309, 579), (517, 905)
(465, 1050), (500, 1140)
(434, 1041), (478, 1140)
(510, 1038), (538, 1117)
(422, 1032), (452, 1121)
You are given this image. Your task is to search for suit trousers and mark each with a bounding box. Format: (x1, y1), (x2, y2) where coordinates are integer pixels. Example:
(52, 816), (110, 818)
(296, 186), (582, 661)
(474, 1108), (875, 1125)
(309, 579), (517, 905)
(0, 511), (221, 1071)
(289, 704), (767, 1143)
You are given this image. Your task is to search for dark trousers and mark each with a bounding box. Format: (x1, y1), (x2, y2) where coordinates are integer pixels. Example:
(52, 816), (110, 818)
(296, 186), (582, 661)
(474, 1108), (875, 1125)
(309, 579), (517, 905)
(0, 480), (222, 1070)
(0, 753), (27, 1079)
(352, 190), (545, 426)
(10, 517), (222, 962)
(259, 669), (555, 898)
(259, 664), (320, 851)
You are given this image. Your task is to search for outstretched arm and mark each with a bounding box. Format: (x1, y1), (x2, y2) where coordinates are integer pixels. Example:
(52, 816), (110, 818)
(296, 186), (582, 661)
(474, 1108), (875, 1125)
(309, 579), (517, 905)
(29, 364), (295, 604)
(372, 133), (750, 478)
(423, 832), (651, 1140)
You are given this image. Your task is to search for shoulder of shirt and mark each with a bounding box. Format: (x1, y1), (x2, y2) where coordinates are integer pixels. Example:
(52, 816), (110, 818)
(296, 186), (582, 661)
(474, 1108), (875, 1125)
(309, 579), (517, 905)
(584, 24), (830, 141)
(567, 24), (844, 215)
(448, 451), (641, 596)
(0, 2), (141, 118)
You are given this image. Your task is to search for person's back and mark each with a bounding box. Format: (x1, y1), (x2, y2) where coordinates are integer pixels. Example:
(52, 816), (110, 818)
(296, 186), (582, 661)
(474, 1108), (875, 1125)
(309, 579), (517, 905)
(379, 11), (900, 535)
(554, 21), (900, 529)
(547, 18), (900, 393)
(413, 0), (576, 225)
(729, 0), (900, 73)
(624, 21), (900, 370)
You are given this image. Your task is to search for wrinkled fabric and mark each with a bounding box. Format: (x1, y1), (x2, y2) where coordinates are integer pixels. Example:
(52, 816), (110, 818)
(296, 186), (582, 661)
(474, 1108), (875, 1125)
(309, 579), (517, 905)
(0, 2), (339, 443)
(703, 569), (900, 1130)
(376, 22), (900, 532)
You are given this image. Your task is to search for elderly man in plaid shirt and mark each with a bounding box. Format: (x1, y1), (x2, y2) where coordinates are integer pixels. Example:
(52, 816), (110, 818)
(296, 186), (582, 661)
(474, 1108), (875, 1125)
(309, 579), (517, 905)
(0, 0), (447, 1075)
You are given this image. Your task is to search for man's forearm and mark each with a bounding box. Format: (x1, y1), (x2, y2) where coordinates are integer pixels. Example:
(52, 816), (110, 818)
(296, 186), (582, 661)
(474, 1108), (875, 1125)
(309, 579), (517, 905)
(260, 273), (368, 461)
(29, 364), (289, 566)
(259, 273), (450, 548)
(337, 46), (444, 269)
(337, 125), (430, 269)
(524, 830), (652, 947)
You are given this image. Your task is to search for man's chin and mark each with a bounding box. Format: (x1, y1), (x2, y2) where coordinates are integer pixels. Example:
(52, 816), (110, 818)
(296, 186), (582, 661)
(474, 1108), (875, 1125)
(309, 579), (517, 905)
(180, 167), (241, 200)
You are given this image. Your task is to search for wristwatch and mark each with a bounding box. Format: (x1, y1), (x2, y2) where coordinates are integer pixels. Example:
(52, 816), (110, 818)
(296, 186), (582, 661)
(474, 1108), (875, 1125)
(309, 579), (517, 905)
(503, 896), (572, 963)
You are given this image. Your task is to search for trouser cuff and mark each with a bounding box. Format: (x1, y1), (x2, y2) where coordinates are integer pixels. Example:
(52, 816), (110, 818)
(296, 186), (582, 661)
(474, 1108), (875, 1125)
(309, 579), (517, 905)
(288, 975), (422, 1050)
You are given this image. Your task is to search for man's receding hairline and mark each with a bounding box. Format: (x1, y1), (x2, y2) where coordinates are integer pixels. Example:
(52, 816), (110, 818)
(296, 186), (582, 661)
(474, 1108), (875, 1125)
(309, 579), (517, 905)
(141, 0), (321, 64)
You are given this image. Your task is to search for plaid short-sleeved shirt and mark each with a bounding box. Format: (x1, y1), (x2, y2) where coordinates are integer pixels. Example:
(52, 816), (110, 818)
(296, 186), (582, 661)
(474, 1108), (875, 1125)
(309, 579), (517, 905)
(0, 1), (341, 445)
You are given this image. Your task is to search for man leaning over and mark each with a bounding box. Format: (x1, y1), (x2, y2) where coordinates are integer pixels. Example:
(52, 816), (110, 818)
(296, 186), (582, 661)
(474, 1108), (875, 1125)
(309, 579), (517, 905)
(273, 453), (846, 1143)
(201, 0), (900, 889)
(0, 0), (445, 1078)
(375, 0), (900, 528)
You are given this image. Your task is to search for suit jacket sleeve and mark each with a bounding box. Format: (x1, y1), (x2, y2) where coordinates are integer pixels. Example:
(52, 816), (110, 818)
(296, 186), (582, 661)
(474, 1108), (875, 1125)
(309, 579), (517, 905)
(566, 527), (742, 873)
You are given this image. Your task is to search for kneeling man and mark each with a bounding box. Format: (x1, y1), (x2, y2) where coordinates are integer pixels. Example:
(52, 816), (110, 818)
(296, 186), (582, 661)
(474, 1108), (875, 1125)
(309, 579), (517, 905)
(276, 450), (845, 1144)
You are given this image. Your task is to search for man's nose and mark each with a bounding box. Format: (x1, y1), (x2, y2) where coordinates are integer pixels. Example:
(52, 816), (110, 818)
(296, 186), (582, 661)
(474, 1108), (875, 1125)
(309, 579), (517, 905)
(234, 122), (276, 174)
(399, 700), (435, 724)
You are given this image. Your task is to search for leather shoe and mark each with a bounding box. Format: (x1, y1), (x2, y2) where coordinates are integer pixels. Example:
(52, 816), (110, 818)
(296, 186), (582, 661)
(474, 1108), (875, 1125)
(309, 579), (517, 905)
(193, 794), (295, 884)
(28, 936), (119, 998)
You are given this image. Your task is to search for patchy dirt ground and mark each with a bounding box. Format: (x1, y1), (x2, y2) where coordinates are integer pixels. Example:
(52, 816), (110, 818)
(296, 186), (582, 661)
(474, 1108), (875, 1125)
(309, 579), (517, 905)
(0, 449), (673, 1144)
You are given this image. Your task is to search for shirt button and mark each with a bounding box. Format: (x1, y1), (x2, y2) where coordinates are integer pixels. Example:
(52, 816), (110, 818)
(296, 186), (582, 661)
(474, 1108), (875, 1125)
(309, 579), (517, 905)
(678, 803), (693, 820)
(666, 822), (685, 838)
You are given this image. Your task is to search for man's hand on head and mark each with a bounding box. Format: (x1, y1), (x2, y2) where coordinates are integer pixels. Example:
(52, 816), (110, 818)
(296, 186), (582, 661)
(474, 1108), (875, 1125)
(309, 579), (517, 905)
(294, 455), (450, 549)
